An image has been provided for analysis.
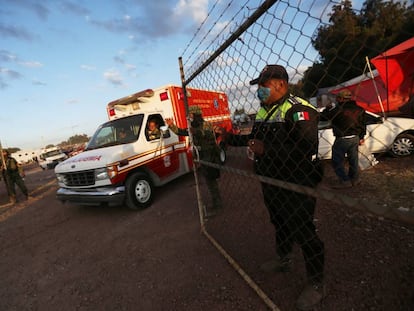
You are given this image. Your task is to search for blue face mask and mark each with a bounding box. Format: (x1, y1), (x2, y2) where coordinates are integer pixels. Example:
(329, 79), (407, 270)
(257, 86), (271, 102)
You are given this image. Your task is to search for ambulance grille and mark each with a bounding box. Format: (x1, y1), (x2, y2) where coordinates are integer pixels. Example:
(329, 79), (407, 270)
(63, 171), (95, 186)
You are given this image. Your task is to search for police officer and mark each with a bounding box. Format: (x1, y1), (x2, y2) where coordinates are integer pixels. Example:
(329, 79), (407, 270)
(227, 65), (325, 310)
(1, 149), (29, 203)
(165, 106), (223, 215)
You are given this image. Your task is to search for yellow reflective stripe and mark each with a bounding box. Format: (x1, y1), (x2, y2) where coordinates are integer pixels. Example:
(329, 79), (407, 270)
(292, 97), (316, 110)
(255, 107), (268, 120)
(255, 96), (315, 122)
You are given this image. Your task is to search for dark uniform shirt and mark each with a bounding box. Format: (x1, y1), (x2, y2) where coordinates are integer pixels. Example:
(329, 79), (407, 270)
(320, 100), (366, 139)
(169, 120), (221, 164)
(229, 94), (322, 186)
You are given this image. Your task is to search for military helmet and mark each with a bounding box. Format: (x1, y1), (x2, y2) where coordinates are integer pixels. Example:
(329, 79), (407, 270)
(188, 105), (202, 115)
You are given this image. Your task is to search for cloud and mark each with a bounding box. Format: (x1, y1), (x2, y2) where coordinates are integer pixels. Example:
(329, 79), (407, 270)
(32, 79), (46, 86)
(0, 67), (23, 80)
(125, 63), (136, 71)
(114, 56), (125, 64)
(174, 0), (209, 24)
(0, 50), (43, 69)
(104, 69), (124, 86)
(60, 1), (90, 16)
(0, 23), (35, 41)
(19, 61), (43, 68)
(0, 0), (50, 20)
(66, 99), (79, 105)
(88, 0), (209, 40)
(80, 64), (96, 71)
(28, 1), (49, 20)
(0, 50), (17, 63)
(6, 0), (50, 20)
(0, 67), (23, 89)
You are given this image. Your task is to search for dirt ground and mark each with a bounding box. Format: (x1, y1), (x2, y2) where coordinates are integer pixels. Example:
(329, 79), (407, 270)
(0, 155), (413, 310)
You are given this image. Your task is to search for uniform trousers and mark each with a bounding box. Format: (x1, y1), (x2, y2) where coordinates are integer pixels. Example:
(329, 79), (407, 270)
(5, 171), (28, 199)
(262, 182), (324, 283)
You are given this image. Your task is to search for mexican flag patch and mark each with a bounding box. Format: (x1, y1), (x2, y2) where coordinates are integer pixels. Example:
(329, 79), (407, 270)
(293, 111), (310, 121)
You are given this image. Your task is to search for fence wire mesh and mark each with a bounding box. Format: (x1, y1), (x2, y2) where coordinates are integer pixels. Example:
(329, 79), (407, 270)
(179, 0), (414, 310)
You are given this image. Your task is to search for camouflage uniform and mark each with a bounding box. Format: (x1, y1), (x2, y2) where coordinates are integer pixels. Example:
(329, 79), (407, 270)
(1, 151), (28, 203)
(168, 106), (223, 210)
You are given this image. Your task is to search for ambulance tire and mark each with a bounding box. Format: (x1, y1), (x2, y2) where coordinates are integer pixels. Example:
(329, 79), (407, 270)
(125, 172), (153, 210)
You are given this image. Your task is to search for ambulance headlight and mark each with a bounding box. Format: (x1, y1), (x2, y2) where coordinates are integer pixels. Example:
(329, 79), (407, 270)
(56, 174), (65, 183)
(95, 166), (117, 181)
(95, 168), (109, 181)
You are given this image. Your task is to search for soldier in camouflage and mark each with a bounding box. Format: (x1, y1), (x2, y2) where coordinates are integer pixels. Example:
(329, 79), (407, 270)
(165, 105), (223, 216)
(1, 149), (29, 203)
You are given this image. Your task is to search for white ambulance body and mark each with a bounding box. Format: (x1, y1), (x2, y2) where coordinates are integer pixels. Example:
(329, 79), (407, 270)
(55, 85), (232, 210)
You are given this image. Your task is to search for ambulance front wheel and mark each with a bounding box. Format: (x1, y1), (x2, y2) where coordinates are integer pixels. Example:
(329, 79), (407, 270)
(125, 172), (154, 210)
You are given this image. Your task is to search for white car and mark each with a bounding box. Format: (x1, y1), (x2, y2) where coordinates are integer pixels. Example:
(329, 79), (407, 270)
(318, 111), (414, 159)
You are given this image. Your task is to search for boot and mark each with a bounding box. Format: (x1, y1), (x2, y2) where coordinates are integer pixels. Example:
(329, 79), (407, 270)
(296, 282), (326, 310)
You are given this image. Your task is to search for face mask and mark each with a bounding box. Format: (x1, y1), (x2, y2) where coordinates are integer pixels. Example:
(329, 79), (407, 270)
(257, 86), (271, 102)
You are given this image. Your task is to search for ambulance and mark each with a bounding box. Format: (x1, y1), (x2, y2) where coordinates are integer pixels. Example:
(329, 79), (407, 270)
(55, 85), (233, 210)
(39, 146), (68, 170)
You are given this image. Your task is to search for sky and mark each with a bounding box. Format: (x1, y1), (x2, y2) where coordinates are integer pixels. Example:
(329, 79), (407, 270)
(0, 0), (211, 150)
(0, 0), (380, 151)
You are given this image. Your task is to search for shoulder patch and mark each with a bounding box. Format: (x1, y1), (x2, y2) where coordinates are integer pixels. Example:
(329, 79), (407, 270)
(293, 111), (310, 121)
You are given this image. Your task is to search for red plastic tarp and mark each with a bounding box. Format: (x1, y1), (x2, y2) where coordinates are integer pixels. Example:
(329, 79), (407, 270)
(323, 37), (414, 113)
(371, 37), (414, 92)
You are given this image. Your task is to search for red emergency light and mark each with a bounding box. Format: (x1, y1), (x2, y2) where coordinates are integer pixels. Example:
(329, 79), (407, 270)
(108, 108), (116, 117)
(159, 92), (169, 101)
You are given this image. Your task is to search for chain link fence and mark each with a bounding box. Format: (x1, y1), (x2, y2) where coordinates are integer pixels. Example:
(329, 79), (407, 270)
(179, 0), (414, 310)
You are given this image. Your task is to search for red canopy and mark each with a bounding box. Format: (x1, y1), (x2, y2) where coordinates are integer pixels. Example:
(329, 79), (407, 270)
(322, 37), (414, 113)
(371, 37), (414, 92)
(326, 71), (399, 113)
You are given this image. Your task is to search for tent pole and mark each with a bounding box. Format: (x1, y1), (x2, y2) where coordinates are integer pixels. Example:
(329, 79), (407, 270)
(365, 56), (386, 118)
(385, 55), (389, 112)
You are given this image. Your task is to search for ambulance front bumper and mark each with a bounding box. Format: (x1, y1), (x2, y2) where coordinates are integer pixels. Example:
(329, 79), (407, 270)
(56, 186), (125, 206)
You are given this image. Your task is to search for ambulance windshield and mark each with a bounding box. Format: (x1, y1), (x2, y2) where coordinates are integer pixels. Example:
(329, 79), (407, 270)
(86, 115), (144, 150)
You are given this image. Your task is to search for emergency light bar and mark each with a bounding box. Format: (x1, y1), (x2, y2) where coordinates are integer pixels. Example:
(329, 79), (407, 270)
(107, 89), (154, 108)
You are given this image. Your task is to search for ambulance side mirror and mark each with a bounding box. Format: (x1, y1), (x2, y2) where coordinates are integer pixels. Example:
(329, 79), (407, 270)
(160, 125), (170, 138)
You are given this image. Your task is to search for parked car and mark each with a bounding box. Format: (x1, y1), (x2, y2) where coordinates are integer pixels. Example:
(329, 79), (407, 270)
(318, 111), (414, 159)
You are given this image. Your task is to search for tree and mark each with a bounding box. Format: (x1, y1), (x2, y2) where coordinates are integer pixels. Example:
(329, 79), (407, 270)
(302, 0), (414, 97)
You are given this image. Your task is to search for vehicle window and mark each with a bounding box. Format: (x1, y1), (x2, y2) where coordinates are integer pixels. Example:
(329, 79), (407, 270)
(318, 120), (331, 130)
(145, 114), (165, 141)
(365, 112), (383, 125)
(86, 114), (143, 150)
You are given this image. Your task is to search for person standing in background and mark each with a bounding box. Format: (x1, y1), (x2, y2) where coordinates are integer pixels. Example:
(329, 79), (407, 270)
(321, 90), (366, 188)
(1, 149), (29, 203)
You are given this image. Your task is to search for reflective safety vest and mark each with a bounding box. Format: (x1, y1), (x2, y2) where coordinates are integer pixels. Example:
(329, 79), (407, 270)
(255, 95), (316, 123)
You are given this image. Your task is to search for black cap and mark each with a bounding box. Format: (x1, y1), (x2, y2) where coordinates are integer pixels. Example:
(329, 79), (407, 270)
(250, 65), (289, 85)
